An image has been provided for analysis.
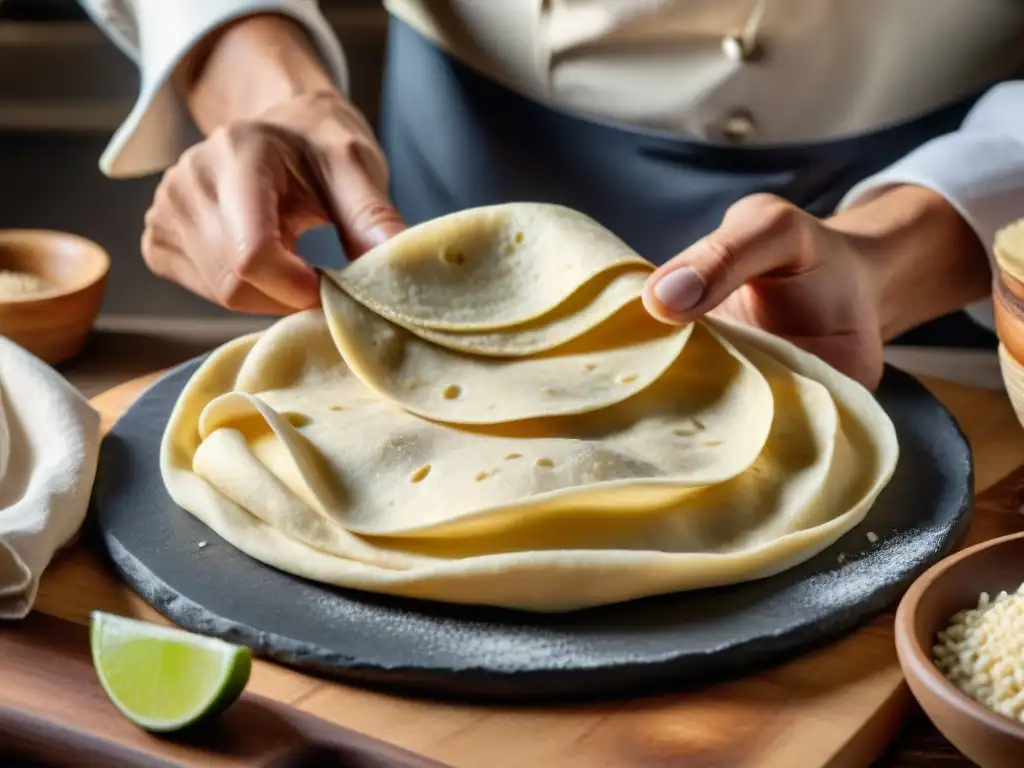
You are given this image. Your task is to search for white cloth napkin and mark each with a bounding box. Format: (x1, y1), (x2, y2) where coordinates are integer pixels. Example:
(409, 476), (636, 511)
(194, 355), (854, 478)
(0, 337), (100, 619)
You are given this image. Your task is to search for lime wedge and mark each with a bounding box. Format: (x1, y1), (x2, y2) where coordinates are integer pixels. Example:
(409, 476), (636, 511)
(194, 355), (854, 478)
(89, 611), (252, 732)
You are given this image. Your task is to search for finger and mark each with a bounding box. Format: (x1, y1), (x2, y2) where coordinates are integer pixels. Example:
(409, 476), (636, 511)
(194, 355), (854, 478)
(643, 195), (818, 323)
(168, 252), (298, 315)
(314, 141), (406, 257)
(217, 154), (321, 310)
(212, 279), (300, 315)
(144, 224), (296, 315)
(144, 152), (227, 294)
(141, 224), (216, 303)
(141, 217), (207, 293)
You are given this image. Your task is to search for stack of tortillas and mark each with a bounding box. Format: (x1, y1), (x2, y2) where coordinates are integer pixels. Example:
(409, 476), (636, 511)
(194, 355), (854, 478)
(162, 204), (899, 612)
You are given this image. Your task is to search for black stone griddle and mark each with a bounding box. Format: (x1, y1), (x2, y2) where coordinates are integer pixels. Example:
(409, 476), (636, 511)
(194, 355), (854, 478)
(92, 358), (973, 702)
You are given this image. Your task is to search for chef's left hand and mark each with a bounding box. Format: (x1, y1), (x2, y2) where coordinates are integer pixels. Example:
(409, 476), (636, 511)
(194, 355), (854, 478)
(642, 188), (991, 390)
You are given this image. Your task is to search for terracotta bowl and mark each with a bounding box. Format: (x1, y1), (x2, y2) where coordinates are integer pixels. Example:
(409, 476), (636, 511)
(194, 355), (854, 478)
(994, 268), (1024, 355)
(0, 230), (109, 365)
(993, 247), (1024, 427)
(895, 531), (1024, 768)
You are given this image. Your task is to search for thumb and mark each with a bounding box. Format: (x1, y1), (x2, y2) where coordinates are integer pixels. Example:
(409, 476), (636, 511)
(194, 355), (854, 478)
(317, 141), (406, 258)
(643, 195), (817, 324)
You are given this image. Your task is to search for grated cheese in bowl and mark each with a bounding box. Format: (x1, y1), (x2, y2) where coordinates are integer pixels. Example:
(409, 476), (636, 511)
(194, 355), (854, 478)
(933, 582), (1024, 722)
(0, 269), (52, 299)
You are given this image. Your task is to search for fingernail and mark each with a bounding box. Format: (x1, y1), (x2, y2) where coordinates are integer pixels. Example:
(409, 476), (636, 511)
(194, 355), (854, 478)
(653, 267), (705, 312)
(367, 223), (405, 246)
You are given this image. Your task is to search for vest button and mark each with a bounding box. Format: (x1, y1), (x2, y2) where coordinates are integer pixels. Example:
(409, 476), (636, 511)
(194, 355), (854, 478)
(720, 111), (756, 142)
(721, 34), (760, 62)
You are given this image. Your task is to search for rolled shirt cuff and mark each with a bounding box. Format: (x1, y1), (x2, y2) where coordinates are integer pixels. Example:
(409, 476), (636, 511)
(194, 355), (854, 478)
(837, 83), (1024, 333)
(97, 0), (348, 179)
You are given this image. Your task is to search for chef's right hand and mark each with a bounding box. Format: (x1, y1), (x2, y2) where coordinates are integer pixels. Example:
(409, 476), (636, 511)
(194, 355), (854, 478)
(642, 194), (886, 388)
(141, 90), (406, 315)
(642, 186), (991, 391)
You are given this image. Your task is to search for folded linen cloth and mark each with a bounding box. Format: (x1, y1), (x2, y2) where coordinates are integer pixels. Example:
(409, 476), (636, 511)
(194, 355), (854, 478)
(0, 337), (100, 619)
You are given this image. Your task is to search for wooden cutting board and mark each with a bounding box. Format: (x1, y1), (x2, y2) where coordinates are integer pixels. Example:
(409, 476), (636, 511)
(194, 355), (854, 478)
(16, 372), (1024, 768)
(0, 614), (447, 768)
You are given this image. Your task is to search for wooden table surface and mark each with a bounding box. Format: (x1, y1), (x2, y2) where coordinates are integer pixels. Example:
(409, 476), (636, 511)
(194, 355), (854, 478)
(49, 328), (1024, 768)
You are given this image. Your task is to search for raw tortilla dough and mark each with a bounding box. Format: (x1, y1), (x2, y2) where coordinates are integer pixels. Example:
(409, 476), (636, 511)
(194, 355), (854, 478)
(322, 203), (651, 331)
(379, 268), (655, 357)
(162, 203), (899, 612)
(192, 316), (774, 538)
(320, 279), (696, 425)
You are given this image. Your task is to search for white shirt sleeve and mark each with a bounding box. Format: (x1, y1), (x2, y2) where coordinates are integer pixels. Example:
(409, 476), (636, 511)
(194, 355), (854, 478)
(77, 0), (348, 179)
(837, 81), (1024, 333)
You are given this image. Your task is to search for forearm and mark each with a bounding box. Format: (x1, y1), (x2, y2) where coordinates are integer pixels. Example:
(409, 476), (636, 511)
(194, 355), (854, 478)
(178, 13), (337, 134)
(833, 81), (1024, 339)
(828, 185), (992, 341)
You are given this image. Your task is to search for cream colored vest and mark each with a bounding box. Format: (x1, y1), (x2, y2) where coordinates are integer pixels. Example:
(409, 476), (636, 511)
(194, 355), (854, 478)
(384, 0), (1024, 144)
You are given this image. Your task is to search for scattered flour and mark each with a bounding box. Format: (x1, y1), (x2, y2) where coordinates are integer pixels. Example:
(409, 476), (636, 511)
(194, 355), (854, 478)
(801, 527), (946, 613)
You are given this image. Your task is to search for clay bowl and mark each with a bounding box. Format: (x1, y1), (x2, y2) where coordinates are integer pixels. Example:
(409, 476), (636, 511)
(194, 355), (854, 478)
(994, 266), (1024, 428)
(895, 531), (1024, 768)
(0, 230), (109, 365)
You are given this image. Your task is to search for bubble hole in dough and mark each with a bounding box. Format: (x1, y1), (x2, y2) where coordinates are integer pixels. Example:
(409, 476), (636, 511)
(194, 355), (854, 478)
(161, 203), (899, 613)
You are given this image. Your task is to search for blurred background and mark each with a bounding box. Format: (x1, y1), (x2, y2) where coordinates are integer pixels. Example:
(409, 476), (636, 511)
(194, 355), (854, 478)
(0, 0), (386, 338)
(0, 0), (1002, 388)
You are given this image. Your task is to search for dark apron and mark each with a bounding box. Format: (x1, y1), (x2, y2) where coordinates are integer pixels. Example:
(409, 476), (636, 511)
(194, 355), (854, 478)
(348, 18), (997, 348)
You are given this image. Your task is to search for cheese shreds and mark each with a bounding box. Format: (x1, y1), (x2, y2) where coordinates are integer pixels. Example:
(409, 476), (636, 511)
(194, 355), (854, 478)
(934, 582), (1024, 722)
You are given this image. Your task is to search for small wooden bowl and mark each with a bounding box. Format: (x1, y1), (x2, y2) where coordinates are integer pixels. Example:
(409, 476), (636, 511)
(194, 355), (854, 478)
(0, 230), (109, 365)
(895, 532), (1024, 768)
(993, 269), (1024, 428)
(994, 269), (1024, 360)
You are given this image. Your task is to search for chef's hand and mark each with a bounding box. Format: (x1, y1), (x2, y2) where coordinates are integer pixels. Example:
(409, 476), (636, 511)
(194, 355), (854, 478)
(642, 187), (992, 389)
(643, 194), (883, 387)
(141, 90), (405, 315)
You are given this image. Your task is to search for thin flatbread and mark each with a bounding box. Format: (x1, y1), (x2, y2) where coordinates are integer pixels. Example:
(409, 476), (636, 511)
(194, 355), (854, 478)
(323, 204), (651, 331)
(384, 268), (653, 357)
(321, 278), (695, 425)
(187, 310), (774, 536)
(162, 203), (899, 612)
(162, 313), (896, 611)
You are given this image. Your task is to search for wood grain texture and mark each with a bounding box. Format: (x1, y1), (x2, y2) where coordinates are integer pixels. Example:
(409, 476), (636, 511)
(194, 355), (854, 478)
(20, 366), (1024, 768)
(877, 712), (978, 767)
(0, 614), (448, 768)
